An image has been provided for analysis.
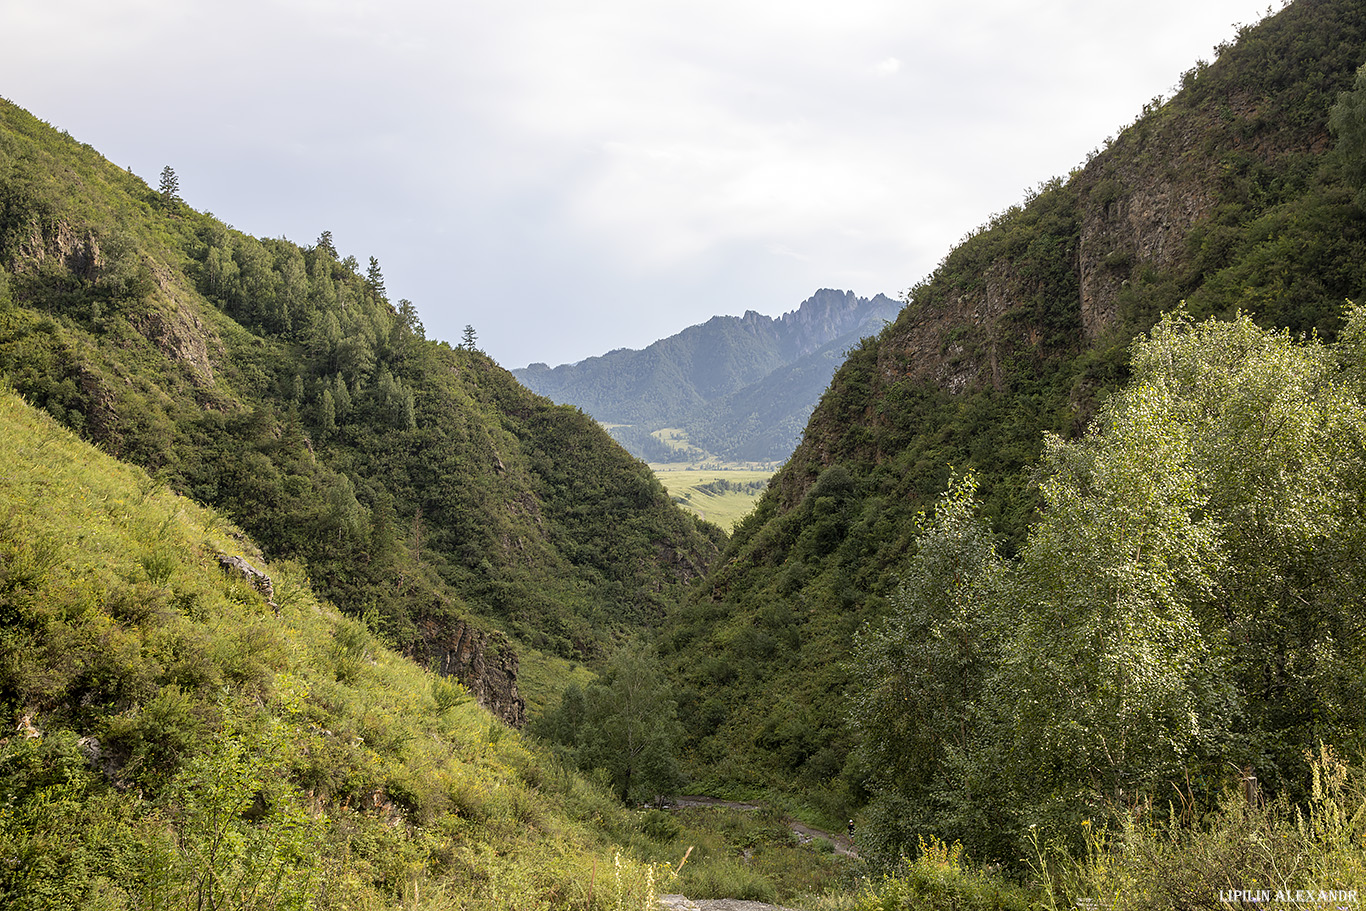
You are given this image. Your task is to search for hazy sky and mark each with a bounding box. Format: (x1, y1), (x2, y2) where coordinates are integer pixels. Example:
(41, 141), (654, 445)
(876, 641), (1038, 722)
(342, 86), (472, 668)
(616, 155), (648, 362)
(5, 0), (1279, 368)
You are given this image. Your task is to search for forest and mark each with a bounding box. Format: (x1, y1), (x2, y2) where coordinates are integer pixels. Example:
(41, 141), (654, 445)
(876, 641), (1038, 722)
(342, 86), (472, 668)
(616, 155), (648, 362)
(3, 0), (1366, 907)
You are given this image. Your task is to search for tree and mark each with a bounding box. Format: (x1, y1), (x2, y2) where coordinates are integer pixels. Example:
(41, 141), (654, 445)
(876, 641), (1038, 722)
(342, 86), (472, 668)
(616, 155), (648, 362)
(848, 474), (1013, 866)
(539, 644), (683, 803)
(1330, 63), (1366, 207)
(850, 309), (1366, 866)
(1006, 309), (1366, 824)
(459, 325), (478, 351)
(365, 257), (386, 300)
(396, 299), (424, 340)
(315, 230), (338, 259)
(158, 165), (180, 209)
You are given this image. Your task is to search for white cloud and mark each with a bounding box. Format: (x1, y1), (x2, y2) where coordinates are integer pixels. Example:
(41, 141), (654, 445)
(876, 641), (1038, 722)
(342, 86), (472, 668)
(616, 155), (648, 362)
(0, 0), (1279, 367)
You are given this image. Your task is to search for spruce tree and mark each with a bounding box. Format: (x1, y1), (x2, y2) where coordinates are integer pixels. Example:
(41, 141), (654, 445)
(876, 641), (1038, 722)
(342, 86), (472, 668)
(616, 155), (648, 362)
(158, 165), (180, 209)
(365, 257), (386, 300)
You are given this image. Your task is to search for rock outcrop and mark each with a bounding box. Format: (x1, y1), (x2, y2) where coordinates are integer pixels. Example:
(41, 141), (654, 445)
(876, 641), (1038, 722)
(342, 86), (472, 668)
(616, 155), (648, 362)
(410, 619), (525, 727)
(217, 553), (279, 612)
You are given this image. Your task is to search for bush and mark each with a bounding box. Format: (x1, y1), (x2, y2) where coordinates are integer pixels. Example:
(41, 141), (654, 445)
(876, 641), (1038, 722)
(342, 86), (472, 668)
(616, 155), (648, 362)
(856, 836), (1031, 911)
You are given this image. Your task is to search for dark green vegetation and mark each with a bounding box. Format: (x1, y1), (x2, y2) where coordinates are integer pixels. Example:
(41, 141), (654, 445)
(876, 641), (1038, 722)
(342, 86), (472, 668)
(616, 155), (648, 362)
(515, 289), (899, 464)
(535, 644), (685, 804)
(660, 0), (1366, 866)
(0, 94), (721, 678)
(854, 312), (1366, 866)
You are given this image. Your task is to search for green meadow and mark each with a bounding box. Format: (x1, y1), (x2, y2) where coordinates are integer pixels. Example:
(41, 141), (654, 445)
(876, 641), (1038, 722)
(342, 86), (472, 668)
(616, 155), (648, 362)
(650, 467), (774, 531)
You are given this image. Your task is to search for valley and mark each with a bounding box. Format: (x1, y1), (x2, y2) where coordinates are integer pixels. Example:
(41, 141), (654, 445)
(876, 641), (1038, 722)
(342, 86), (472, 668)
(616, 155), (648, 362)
(651, 466), (775, 532)
(5, 0), (1366, 907)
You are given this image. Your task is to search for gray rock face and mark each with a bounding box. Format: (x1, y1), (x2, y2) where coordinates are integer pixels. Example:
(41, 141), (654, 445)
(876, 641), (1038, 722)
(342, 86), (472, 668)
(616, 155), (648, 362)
(409, 618), (526, 727)
(217, 553), (278, 612)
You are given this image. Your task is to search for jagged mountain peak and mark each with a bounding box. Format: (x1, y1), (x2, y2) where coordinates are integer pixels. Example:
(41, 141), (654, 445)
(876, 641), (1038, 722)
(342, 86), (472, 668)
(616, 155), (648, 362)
(512, 290), (900, 462)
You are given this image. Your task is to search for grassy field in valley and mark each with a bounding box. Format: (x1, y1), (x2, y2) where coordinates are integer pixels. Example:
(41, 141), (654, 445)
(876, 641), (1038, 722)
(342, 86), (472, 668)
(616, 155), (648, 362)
(651, 466), (775, 531)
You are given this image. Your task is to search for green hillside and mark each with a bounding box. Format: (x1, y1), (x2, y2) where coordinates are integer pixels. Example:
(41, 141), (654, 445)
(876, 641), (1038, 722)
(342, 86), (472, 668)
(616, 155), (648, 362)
(0, 385), (867, 909)
(0, 95), (722, 696)
(10, 0), (1366, 902)
(0, 384), (666, 907)
(662, 0), (1366, 850)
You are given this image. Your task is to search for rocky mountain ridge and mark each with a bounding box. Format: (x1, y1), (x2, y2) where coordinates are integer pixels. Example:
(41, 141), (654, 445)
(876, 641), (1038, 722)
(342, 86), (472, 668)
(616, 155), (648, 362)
(515, 289), (899, 463)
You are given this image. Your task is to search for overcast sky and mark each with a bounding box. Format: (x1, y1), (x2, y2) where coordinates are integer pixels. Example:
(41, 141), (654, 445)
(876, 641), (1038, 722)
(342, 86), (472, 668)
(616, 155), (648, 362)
(5, 0), (1279, 368)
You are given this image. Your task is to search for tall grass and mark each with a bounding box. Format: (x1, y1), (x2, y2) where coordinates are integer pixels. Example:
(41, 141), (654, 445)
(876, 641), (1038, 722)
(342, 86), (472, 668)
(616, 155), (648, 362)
(832, 748), (1366, 911)
(0, 386), (687, 909)
(1045, 746), (1366, 911)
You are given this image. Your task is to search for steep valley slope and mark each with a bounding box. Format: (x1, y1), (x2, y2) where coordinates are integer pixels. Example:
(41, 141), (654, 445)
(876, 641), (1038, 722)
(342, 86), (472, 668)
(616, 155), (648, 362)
(0, 95), (723, 721)
(661, 0), (1366, 805)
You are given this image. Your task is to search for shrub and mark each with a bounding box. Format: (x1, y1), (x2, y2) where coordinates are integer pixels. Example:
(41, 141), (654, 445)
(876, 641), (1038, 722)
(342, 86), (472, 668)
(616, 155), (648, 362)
(857, 835), (1031, 911)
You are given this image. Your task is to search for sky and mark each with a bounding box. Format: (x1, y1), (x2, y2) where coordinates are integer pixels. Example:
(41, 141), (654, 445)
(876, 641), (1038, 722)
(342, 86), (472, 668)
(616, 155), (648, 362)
(4, 0), (1281, 369)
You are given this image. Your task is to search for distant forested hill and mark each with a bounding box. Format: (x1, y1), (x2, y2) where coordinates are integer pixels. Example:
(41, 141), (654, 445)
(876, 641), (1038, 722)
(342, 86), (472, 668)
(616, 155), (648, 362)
(514, 289), (899, 463)
(0, 95), (722, 696)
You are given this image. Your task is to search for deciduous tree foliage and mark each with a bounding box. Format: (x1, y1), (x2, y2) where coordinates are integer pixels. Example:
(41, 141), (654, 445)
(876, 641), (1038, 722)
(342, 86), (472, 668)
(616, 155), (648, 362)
(847, 473), (1014, 866)
(537, 644), (684, 803)
(852, 309), (1366, 866)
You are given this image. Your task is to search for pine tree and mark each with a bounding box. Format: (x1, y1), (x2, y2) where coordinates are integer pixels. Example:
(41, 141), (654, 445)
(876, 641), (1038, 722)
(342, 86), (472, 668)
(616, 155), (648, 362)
(158, 165), (180, 209)
(365, 257), (386, 300)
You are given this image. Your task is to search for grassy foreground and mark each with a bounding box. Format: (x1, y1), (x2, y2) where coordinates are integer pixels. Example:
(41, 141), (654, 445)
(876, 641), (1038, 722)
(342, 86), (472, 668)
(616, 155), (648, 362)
(0, 384), (682, 909)
(0, 382), (874, 909)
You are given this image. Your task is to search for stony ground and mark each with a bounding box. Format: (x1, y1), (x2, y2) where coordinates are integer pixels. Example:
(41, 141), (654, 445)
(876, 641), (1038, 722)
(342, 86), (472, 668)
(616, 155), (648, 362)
(657, 897), (803, 911)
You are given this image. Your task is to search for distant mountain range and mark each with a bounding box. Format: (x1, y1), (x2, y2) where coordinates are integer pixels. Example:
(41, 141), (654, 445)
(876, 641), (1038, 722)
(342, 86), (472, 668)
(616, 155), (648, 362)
(514, 289), (900, 463)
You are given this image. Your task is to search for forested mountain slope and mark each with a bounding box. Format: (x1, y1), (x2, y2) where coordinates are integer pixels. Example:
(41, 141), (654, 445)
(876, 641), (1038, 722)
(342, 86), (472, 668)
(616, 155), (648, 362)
(661, 0), (1366, 816)
(515, 289), (899, 463)
(0, 385), (673, 907)
(0, 96), (722, 714)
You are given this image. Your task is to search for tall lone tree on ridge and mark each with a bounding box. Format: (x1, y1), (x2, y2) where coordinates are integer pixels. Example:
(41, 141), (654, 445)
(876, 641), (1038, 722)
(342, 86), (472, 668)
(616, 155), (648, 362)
(158, 165), (180, 210)
(366, 257), (386, 300)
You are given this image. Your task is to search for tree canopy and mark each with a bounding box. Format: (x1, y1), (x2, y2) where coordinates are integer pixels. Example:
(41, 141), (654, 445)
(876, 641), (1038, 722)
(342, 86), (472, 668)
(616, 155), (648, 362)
(850, 308), (1366, 866)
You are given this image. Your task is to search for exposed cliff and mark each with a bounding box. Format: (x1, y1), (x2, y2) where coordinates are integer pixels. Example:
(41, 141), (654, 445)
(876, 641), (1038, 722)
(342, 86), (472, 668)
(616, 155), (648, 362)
(411, 618), (525, 727)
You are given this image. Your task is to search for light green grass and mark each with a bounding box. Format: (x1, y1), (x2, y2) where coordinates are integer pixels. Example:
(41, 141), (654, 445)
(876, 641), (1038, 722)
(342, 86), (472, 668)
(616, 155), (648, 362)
(0, 385), (677, 910)
(651, 467), (775, 531)
(518, 650), (597, 725)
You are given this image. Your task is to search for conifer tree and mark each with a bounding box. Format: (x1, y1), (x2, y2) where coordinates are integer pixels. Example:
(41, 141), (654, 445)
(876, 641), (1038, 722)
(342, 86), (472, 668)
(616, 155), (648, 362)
(365, 257), (386, 300)
(158, 165), (180, 209)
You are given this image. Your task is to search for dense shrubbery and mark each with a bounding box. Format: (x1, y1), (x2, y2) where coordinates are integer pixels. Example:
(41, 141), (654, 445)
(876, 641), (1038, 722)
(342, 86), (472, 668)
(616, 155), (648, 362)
(849, 310), (1366, 871)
